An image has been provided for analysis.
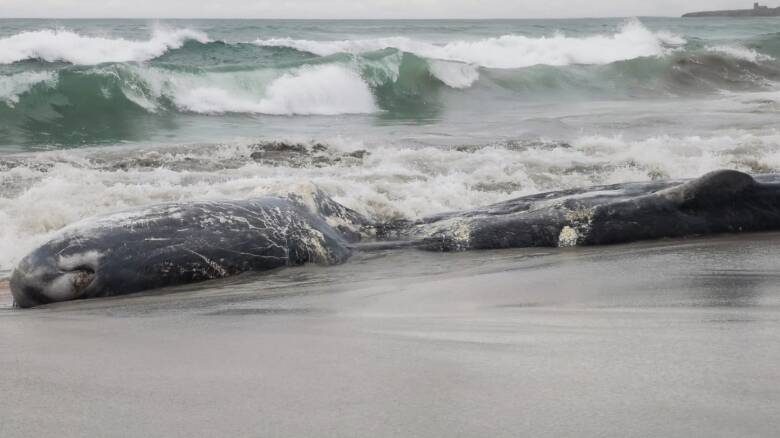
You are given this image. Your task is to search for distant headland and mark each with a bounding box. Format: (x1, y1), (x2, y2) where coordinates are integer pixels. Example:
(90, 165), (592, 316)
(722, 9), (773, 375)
(683, 2), (780, 17)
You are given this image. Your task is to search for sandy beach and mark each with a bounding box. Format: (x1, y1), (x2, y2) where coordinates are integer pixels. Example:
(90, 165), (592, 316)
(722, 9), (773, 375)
(2, 233), (779, 437)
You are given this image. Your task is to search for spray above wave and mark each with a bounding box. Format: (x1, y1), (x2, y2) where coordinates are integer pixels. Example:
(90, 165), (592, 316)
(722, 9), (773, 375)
(255, 20), (686, 69)
(0, 28), (210, 65)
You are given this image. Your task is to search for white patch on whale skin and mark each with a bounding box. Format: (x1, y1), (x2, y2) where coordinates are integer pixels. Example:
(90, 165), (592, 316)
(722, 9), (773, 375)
(451, 220), (472, 248)
(41, 273), (86, 301)
(264, 204), (334, 264)
(561, 206), (596, 247)
(413, 217), (473, 251)
(297, 226), (330, 263)
(283, 183), (367, 238)
(58, 250), (101, 271)
(558, 226), (579, 248)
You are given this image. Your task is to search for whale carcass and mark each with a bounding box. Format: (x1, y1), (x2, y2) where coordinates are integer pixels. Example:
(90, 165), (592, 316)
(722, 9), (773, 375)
(11, 170), (780, 307)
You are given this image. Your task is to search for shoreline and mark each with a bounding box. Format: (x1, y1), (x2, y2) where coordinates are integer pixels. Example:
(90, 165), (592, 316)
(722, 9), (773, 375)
(4, 231), (780, 312)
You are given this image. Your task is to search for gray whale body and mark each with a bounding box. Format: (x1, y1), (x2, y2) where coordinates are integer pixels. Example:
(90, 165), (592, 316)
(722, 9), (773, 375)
(10, 195), (357, 308)
(381, 170), (780, 250)
(11, 170), (780, 308)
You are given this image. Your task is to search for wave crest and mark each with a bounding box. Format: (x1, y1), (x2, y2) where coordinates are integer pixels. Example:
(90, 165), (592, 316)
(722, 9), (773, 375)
(0, 71), (57, 106)
(706, 45), (776, 63)
(169, 64), (376, 115)
(255, 19), (686, 69)
(0, 27), (210, 65)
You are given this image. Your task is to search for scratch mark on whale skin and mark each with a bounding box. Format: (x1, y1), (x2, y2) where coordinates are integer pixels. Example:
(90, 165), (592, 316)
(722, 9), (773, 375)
(184, 249), (229, 277)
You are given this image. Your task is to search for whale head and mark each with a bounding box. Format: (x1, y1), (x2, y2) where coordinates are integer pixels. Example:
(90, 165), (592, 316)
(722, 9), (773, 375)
(10, 246), (100, 308)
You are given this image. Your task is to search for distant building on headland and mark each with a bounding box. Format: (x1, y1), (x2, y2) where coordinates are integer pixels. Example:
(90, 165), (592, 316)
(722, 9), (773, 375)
(683, 2), (780, 17)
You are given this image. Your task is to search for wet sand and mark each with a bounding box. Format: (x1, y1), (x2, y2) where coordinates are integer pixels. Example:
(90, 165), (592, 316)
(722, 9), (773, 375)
(1, 234), (780, 437)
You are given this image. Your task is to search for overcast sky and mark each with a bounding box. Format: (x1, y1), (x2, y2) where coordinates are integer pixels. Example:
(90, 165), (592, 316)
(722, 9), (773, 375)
(0, 0), (772, 19)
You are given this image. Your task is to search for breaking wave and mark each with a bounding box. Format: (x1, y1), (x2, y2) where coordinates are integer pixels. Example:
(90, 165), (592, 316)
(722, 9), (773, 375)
(254, 19), (686, 69)
(706, 45), (776, 63)
(2, 45), (778, 121)
(1, 20), (779, 146)
(0, 70), (57, 106)
(133, 63), (377, 115)
(0, 27), (210, 64)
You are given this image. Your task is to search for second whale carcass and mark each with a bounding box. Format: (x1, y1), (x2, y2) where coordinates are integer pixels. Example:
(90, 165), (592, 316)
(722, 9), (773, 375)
(378, 170), (780, 250)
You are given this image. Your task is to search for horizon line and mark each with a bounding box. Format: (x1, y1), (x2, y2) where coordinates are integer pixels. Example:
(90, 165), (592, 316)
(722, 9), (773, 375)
(0, 15), (678, 20)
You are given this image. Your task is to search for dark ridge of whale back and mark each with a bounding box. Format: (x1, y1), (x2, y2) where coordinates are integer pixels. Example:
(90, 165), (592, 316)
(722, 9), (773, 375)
(583, 170), (770, 246)
(659, 170), (756, 207)
(396, 169), (773, 249)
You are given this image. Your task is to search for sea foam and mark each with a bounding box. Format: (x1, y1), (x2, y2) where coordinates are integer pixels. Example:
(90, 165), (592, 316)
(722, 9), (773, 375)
(3, 131), (780, 274)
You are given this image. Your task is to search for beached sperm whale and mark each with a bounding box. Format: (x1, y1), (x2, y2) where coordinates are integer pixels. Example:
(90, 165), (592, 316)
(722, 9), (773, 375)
(382, 169), (780, 250)
(400, 169), (780, 249)
(11, 170), (780, 307)
(10, 191), (365, 308)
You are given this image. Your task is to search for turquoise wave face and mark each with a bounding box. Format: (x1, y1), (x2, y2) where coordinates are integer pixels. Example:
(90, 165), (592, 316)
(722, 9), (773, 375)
(1, 18), (780, 147)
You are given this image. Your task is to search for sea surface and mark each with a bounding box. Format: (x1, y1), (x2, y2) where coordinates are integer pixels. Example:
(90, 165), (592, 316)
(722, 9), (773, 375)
(1, 17), (780, 274)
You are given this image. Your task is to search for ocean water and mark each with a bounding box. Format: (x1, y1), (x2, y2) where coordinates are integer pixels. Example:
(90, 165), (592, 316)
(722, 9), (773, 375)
(2, 17), (780, 276)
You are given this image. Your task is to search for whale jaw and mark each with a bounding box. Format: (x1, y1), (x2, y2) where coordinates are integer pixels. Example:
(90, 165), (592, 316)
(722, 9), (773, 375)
(10, 250), (98, 308)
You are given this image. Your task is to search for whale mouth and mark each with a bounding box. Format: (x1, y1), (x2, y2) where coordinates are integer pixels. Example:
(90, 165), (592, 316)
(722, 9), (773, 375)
(34, 266), (97, 303)
(11, 250), (102, 308)
(66, 266), (96, 293)
(10, 264), (97, 308)
(54, 250), (101, 299)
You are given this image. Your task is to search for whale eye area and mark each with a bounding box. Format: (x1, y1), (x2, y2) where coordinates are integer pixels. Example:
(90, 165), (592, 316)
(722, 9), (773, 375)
(56, 250), (101, 288)
(66, 265), (95, 275)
